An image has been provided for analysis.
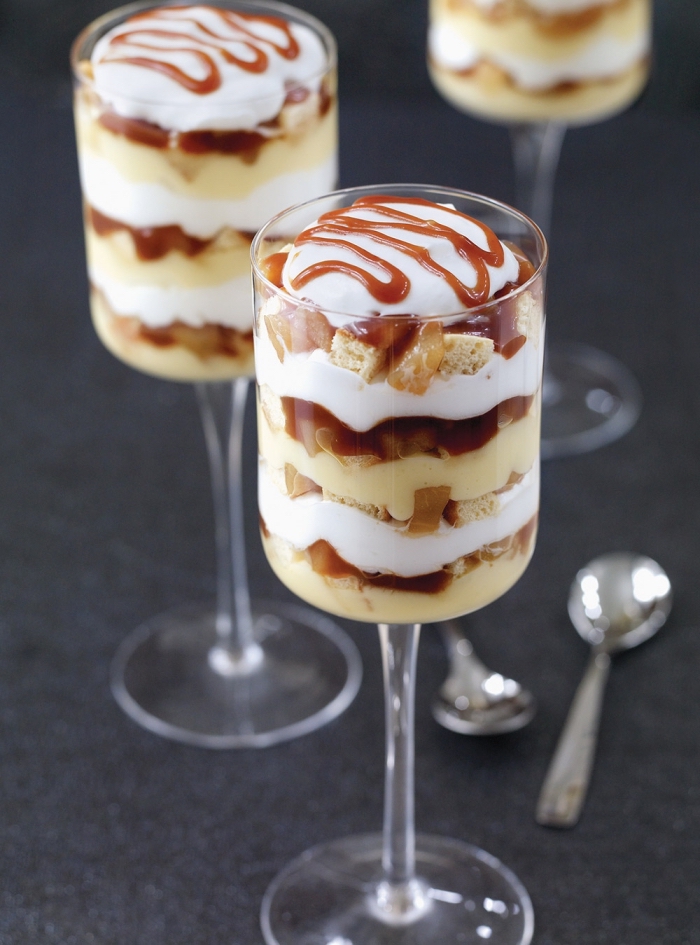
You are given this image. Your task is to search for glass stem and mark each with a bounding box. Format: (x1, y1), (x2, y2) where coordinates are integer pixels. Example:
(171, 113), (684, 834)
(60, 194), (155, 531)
(376, 623), (429, 923)
(196, 379), (262, 676)
(510, 121), (566, 239)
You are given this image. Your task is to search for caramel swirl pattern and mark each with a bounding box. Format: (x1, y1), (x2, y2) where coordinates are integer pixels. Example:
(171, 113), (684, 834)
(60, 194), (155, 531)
(290, 196), (508, 308)
(97, 6), (301, 94)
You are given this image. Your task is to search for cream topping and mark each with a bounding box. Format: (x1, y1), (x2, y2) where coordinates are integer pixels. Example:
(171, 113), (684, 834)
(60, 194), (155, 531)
(281, 197), (520, 317)
(91, 5), (328, 131)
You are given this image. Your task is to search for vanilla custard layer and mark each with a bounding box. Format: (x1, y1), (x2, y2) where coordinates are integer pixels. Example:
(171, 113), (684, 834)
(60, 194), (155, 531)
(75, 93), (337, 201)
(429, 54), (647, 124)
(262, 529), (536, 623)
(91, 290), (254, 381)
(258, 402), (540, 521)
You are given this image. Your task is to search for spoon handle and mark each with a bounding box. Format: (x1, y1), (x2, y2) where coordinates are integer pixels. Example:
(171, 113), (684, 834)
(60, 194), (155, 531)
(536, 651), (611, 828)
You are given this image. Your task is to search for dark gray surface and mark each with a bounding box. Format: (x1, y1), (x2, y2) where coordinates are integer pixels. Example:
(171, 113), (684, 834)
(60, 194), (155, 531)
(1, 76), (700, 944)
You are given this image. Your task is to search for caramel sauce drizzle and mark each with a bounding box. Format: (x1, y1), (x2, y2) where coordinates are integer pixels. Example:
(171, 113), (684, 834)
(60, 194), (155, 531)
(281, 394), (535, 462)
(88, 205), (210, 259)
(100, 6), (300, 94)
(87, 205), (255, 260)
(290, 196), (507, 309)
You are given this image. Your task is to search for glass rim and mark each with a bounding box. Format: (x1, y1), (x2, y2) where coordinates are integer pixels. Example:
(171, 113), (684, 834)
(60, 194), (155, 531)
(70, 0), (337, 110)
(251, 182), (548, 323)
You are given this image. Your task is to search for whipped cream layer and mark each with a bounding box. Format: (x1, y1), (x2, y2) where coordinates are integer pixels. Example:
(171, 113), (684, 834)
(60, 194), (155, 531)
(255, 321), (541, 426)
(90, 266), (253, 329)
(91, 5), (328, 131)
(282, 198), (520, 317)
(429, 22), (649, 90)
(260, 460), (539, 577)
(80, 150), (337, 237)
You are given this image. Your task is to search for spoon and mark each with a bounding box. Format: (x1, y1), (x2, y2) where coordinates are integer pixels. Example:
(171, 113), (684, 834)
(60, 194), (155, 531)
(536, 552), (672, 828)
(432, 620), (536, 735)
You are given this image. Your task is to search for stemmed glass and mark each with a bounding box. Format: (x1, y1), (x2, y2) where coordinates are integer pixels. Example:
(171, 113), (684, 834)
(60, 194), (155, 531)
(427, 0), (651, 458)
(252, 184), (546, 944)
(71, 0), (361, 748)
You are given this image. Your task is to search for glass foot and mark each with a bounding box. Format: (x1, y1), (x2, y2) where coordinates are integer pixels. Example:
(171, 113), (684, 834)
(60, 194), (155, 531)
(541, 342), (642, 460)
(110, 600), (362, 748)
(261, 833), (534, 945)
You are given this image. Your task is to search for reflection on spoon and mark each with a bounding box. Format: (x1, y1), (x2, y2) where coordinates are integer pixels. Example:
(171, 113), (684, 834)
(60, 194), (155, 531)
(536, 552), (672, 828)
(432, 620), (536, 735)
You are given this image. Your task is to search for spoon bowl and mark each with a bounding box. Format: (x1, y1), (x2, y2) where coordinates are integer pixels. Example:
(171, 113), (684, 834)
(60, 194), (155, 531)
(431, 621), (536, 735)
(568, 552), (672, 652)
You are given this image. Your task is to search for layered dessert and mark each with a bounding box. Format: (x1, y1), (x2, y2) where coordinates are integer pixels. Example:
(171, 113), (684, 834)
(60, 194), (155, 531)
(73, 3), (336, 381)
(253, 194), (545, 624)
(428, 0), (651, 125)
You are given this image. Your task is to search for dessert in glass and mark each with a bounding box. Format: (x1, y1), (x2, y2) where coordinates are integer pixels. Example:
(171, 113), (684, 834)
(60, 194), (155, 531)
(253, 184), (546, 945)
(71, 0), (361, 747)
(428, 0), (649, 457)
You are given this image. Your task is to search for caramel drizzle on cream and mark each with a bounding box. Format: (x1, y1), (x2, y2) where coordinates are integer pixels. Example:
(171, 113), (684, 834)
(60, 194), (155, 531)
(290, 196), (506, 308)
(99, 6), (300, 94)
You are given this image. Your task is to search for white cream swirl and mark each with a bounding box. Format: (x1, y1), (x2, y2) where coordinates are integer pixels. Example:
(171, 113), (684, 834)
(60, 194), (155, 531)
(91, 5), (328, 131)
(282, 198), (520, 317)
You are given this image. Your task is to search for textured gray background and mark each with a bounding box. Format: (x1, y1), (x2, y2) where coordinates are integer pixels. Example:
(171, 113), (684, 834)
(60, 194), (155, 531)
(1, 2), (699, 945)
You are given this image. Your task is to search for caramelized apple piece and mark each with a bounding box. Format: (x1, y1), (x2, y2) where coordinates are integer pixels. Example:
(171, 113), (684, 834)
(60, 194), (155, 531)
(408, 486), (452, 535)
(315, 427), (335, 457)
(288, 307), (334, 353)
(479, 535), (513, 562)
(133, 319), (252, 360)
(283, 463), (298, 494)
(392, 427), (438, 460)
(387, 322), (445, 394)
(351, 317), (413, 352)
(306, 539), (359, 580)
(284, 462), (321, 498)
(295, 417), (323, 457)
(494, 470), (526, 494)
(265, 312), (292, 361)
(265, 307), (333, 360)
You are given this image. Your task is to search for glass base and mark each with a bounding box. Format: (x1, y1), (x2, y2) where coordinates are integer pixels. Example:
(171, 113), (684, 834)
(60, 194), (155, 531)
(261, 833), (534, 945)
(541, 342), (642, 460)
(110, 601), (362, 748)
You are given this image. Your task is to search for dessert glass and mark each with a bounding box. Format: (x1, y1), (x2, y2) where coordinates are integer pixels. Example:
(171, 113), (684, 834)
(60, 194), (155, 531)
(71, 0), (361, 747)
(252, 184), (546, 945)
(428, 0), (649, 458)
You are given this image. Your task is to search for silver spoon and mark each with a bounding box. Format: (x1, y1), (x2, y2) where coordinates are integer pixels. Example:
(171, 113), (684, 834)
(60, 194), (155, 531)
(536, 552), (672, 828)
(432, 620), (536, 735)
